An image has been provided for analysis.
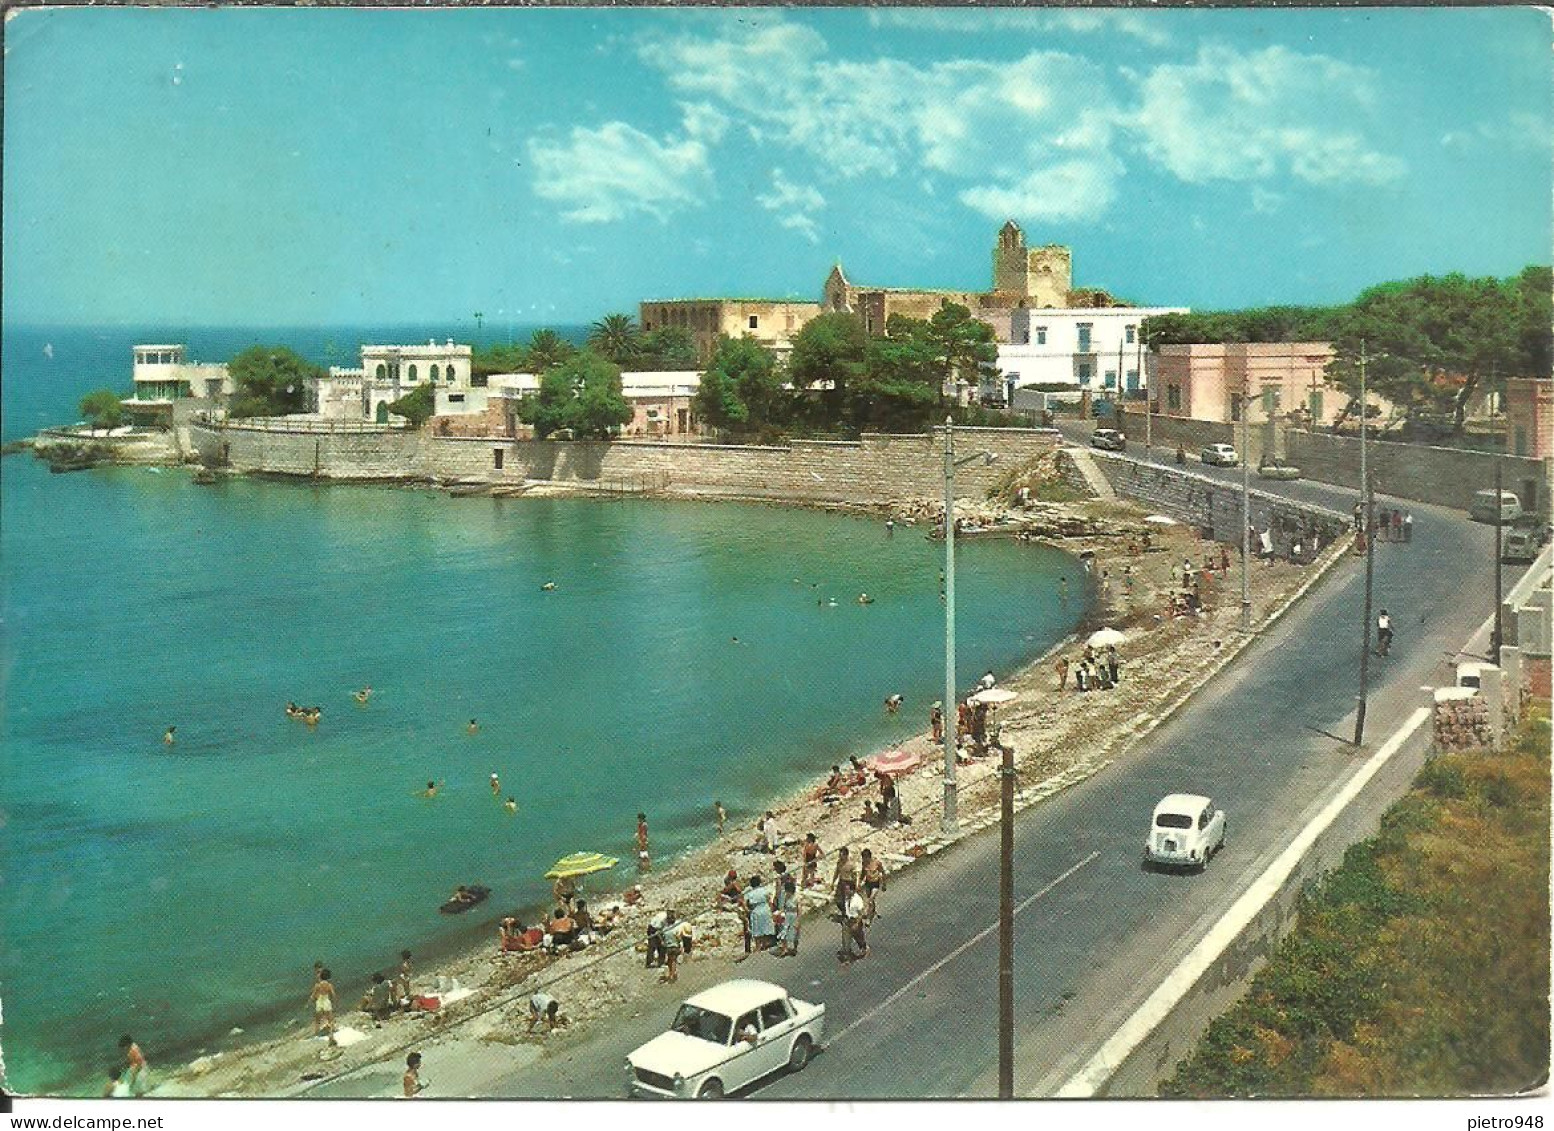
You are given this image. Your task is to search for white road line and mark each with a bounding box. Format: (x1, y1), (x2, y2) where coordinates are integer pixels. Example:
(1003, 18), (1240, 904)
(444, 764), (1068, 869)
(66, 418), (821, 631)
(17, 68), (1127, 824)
(828, 851), (1100, 1046)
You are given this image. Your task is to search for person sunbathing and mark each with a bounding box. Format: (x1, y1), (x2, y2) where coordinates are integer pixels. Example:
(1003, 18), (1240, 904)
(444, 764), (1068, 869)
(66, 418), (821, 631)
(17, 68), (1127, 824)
(500, 918), (543, 953)
(547, 908), (577, 949)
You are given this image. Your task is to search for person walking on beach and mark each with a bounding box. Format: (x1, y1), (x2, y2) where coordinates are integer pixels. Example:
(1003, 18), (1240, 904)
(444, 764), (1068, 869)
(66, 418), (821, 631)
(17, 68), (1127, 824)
(636, 812), (651, 871)
(801, 833), (823, 888)
(715, 800), (727, 837)
(930, 702), (944, 743)
(831, 846), (857, 915)
(1056, 655), (1070, 691)
(310, 968), (337, 1038)
(403, 1051), (426, 1097)
(118, 1035), (148, 1096)
(860, 848), (886, 924)
(393, 950), (413, 1007)
(1106, 646), (1120, 686)
(661, 910), (682, 982)
(162, 726), (176, 747)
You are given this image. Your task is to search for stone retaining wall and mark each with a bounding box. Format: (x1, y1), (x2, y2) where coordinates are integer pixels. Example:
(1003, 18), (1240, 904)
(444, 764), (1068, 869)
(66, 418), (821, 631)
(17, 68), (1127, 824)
(1088, 452), (1348, 549)
(191, 424), (1060, 505)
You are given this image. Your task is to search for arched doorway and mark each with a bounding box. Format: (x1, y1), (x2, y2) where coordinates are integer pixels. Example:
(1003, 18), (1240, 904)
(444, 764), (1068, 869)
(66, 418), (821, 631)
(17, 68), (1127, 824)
(375, 401), (389, 424)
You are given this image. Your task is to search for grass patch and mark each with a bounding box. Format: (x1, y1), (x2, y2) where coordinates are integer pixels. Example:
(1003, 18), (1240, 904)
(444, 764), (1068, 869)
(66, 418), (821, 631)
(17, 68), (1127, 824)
(1161, 707), (1550, 1097)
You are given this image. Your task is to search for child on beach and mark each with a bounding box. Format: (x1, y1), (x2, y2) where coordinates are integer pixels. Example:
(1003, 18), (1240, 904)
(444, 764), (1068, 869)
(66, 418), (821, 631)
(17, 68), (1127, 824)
(117, 1035), (148, 1096)
(310, 968), (336, 1038)
(403, 1051), (425, 1097)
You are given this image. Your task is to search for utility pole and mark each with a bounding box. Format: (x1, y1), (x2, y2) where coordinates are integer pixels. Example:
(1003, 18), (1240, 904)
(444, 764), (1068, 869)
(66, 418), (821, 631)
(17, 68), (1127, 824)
(1354, 342), (1373, 747)
(1493, 458), (1504, 658)
(1240, 373), (1252, 633)
(1139, 333), (1151, 454)
(943, 416), (959, 835)
(999, 729), (1014, 1098)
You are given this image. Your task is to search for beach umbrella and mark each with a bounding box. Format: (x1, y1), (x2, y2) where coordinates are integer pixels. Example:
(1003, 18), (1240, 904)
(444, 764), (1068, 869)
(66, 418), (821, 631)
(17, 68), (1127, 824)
(970, 687), (1018, 706)
(1086, 628), (1128, 649)
(544, 852), (619, 879)
(868, 747), (923, 776)
(1144, 514), (1178, 526)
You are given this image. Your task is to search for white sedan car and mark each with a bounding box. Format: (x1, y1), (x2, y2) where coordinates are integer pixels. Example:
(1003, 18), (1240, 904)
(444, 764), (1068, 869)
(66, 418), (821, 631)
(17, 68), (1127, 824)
(1144, 793), (1226, 871)
(1201, 443), (1240, 467)
(627, 979), (825, 1098)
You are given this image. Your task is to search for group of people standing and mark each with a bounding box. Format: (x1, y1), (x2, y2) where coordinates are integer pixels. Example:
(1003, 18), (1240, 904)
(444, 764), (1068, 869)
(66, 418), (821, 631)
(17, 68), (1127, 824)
(1055, 645), (1122, 693)
(1353, 502), (1414, 549)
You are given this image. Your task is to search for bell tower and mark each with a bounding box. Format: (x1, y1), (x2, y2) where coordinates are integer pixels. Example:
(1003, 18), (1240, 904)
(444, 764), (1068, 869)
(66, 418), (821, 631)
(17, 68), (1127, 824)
(991, 220), (1029, 296)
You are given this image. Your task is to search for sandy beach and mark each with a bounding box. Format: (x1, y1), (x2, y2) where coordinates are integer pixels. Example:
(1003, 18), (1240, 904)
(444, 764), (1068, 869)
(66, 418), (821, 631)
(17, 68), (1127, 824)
(146, 473), (1345, 1100)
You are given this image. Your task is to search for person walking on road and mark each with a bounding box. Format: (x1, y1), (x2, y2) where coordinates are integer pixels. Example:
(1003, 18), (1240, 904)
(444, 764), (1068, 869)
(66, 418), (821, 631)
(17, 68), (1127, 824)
(403, 1051), (426, 1097)
(1376, 609), (1394, 656)
(859, 848), (887, 924)
(837, 880), (869, 962)
(831, 846), (857, 915)
(1403, 512), (1414, 543)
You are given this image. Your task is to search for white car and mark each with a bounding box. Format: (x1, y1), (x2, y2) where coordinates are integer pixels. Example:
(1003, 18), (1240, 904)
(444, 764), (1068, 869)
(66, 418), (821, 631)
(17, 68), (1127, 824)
(1090, 428), (1127, 452)
(1200, 443), (1239, 467)
(1144, 793), (1226, 871)
(627, 979), (825, 1098)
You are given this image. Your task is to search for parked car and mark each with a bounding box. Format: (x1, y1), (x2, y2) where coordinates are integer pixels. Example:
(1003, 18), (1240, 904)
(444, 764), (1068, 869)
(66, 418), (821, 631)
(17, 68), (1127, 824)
(627, 979), (825, 1098)
(1090, 428), (1126, 452)
(1257, 461), (1301, 481)
(1469, 489), (1523, 525)
(1502, 527), (1541, 564)
(1200, 443), (1239, 467)
(1144, 793), (1226, 871)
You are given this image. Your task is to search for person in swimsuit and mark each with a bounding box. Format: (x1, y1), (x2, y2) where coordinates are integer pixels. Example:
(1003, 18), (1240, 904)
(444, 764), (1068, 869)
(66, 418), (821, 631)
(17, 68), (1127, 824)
(403, 1051), (425, 1097)
(467, 718), (479, 735)
(860, 848), (887, 923)
(309, 969), (336, 1037)
(831, 846), (857, 915)
(504, 796), (518, 814)
(394, 950), (413, 1006)
(118, 1035), (149, 1095)
(801, 833), (823, 888)
(354, 686), (372, 705)
(423, 780), (438, 798)
(162, 726), (176, 747)
(490, 772), (501, 796)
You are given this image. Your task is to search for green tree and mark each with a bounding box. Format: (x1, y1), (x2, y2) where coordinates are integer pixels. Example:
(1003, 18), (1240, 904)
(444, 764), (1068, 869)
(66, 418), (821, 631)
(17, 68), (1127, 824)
(525, 328), (577, 374)
(471, 342), (528, 380)
(78, 388), (125, 433)
(519, 350), (631, 439)
(788, 312), (868, 429)
(922, 303), (999, 411)
(386, 382), (436, 428)
(693, 335), (781, 434)
(226, 346), (321, 418)
(637, 326), (699, 371)
(856, 315), (943, 431)
(588, 313), (642, 367)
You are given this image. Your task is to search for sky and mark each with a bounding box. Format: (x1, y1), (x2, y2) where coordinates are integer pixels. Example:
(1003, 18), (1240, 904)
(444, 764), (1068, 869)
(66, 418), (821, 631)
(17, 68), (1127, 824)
(3, 5), (1551, 329)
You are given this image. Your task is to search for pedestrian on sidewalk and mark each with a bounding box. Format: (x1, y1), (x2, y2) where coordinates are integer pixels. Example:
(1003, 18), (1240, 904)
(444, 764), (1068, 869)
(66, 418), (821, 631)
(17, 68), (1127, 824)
(1056, 655), (1070, 691)
(1376, 609), (1394, 656)
(403, 1051), (426, 1097)
(832, 846), (857, 914)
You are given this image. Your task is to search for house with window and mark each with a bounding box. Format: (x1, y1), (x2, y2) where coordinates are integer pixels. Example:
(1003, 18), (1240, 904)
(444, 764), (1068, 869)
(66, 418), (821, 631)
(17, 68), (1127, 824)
(1504, 377), (1552, 460)
(121, 344), (233, 424)
(1151, 342), (1341, 425)
(993, 305), (1187, 404)
(638, 299), (820, 364)
(313, 340), (474, 423)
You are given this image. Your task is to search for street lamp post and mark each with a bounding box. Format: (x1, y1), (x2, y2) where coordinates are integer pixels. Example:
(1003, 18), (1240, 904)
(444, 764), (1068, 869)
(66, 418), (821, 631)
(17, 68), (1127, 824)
(1240, 375), (1252, 633)
(942, 417), (996, 836)
(1354, 342), (1374, 747)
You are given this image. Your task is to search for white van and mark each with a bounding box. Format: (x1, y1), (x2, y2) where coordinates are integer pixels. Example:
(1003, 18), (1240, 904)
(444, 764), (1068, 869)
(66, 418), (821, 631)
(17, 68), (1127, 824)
(1469, 489), (1523, 524)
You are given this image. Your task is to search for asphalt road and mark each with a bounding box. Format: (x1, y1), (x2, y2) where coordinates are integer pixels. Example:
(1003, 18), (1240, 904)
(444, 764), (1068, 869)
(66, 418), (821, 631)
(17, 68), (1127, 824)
(313, 453), (1503, 1100)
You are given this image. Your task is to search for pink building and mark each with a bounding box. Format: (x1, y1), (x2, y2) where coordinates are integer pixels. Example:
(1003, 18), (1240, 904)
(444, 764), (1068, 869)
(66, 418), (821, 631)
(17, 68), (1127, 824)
(1153, 342), (1340, 425)
(1504, 377), (1552, 459)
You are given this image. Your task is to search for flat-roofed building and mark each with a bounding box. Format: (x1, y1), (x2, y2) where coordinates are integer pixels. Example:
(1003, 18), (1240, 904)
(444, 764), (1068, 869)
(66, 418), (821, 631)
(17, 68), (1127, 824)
(314, 340), (474, 423)
(1152, 342), (1341, 426)
(994, 305), (1188, 403)
(1505, 377), (1553, 459)
(638, 299), (820, 363)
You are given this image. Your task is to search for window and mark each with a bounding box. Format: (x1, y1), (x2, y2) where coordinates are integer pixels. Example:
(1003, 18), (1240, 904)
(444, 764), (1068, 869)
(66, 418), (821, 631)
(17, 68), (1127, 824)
(1155, 813), (1193, 829)
(449, 393), (464, 403)
(446, 365), (457, 382)
(1198, 807), (1213, 830)
(1125, 324), (1136, 344)
(759, 999), (791, 1028)
(1035, 326), (1047, 345)
(748, 315), (759, 329)
(408, 364), (418, 382)
(1077, 362), (1093, 385)
(430, 364), (440, 382)
(733, 1011), (761, 1046)
(1230, 394), (1242, 423)
(1167, 386), (1182, 411)
(1076, 323), (1092, 351)
(376, 363), (387, 380)
(1126, 369), (1139, 392)
(1104, 370), (1117, 388)
(493, 448), (504, 470)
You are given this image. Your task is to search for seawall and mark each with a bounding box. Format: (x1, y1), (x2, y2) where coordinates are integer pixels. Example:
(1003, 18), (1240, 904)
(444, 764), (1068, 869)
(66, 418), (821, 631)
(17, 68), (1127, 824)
(189, 423), (1061, 505)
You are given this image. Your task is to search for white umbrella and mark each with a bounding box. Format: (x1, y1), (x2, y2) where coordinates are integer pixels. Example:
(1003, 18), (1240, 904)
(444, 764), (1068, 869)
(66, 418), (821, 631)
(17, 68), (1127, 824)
(1144, 514), (1178, 526)
(1086, 628), (1128, 649)
(970, 687), (1018, 705)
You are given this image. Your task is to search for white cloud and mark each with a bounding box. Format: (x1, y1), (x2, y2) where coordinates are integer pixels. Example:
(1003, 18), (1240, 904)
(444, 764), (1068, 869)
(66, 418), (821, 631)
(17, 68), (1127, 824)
(959, 156), (1122, 223)
(867, 8), (1172, 45)
(527, 121), (712, 223)
(1250, 186), (1284, 214)
(1131, 45), (1405, 186)
(757, 169), (825, 242)
(680, 101), (730, 144)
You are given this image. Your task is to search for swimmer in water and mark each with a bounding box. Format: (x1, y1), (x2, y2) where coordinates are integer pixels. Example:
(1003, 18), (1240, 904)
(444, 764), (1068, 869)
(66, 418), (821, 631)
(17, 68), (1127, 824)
(504, 796), (518, 814)
(541, 581), (556, 591)
(353, 686), (372, 705)
(163, 726), (176, 746)
(467, 719), (479, 735)
(490, 772), (501, 796)
(827, 599), (838, 608)
(305, 708), (321, 726)
(423, 780), (438, 798)
(858, 593), (874, 605)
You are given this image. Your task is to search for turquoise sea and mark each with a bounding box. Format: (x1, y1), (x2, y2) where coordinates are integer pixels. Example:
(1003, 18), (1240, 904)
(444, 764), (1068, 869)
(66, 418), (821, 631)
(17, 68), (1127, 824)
(0, 327), (1082, 1095)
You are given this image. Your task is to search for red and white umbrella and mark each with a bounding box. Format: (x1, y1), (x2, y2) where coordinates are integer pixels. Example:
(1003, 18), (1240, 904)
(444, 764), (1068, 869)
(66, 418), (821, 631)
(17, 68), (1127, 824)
(868, 747), (923, 776)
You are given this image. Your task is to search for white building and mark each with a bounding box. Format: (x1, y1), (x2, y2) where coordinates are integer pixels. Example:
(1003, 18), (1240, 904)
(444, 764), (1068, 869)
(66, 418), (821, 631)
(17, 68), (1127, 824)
(486, 370), (702, 437)
(314, 340), (474, 423)
(991, 305), (1188, 403)
(123, 344), (233, 408)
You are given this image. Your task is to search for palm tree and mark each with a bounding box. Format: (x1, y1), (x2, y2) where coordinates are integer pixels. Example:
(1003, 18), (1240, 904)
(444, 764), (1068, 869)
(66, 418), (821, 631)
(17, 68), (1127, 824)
(526, 328), (575, 374)
(588, 313), (641, 366)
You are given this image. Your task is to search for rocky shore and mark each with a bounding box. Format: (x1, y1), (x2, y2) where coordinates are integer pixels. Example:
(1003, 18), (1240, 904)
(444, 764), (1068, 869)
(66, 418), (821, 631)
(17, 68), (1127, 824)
(149, 483), (1346, 1100)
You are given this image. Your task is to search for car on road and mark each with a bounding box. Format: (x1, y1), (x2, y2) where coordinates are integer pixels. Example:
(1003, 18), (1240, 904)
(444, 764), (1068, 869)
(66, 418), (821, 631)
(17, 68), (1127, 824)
(1469, 489), (1523, 524)
(1200, 443), (1239, 467)
(1090, 428), (1127, 452)
(626, 979), (825, 1098)
(1144, 793), (1226, 871)
(1502, 526), (1541, 563)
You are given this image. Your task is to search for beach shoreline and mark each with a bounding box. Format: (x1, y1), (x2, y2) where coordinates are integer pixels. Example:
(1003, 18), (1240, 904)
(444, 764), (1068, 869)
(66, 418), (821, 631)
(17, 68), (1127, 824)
(132, 482), (1344, 1101)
